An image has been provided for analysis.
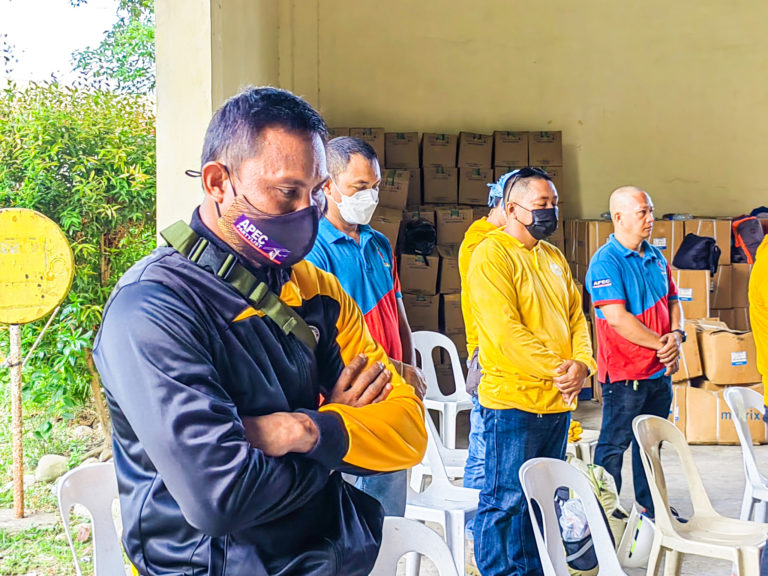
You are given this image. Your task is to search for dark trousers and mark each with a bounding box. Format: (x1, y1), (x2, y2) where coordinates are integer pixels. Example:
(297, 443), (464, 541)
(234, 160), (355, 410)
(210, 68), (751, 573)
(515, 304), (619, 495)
(594, 374), (672, 517)
(475, 408), (570, 576)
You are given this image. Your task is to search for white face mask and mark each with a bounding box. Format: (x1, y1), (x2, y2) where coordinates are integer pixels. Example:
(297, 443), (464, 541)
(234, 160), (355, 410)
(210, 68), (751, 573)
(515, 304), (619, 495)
(332, 181), (379, 225)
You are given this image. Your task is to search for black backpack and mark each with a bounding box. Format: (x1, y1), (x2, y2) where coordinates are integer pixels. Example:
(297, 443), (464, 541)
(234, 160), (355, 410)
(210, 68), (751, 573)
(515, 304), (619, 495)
(672, 234), (721, 275)
(731, 215), (765, 265)
(402, 218), (436, 256)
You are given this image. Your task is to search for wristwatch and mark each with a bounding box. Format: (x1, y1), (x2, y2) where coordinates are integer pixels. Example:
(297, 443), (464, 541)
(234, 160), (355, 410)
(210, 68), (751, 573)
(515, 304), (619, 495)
(672, 328), (687, 343)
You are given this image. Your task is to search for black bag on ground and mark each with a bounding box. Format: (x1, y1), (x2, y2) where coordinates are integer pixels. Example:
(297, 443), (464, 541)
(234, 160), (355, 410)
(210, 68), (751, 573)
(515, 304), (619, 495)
(402, 218), (436, 256)
(672, 233), (721, 275)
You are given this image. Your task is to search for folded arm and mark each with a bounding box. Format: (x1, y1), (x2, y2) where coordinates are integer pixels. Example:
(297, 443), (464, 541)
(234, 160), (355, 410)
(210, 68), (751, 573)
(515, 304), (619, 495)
(94, 282), (332, 537)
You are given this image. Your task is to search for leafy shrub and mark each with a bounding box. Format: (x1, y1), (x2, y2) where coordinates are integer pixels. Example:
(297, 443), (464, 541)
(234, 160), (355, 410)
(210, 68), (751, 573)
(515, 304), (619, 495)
(0, 81), (156, 417)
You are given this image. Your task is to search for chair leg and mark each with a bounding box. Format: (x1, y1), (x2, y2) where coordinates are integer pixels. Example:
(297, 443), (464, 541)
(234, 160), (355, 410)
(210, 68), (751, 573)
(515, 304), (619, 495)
(438, 410), (447, 448)
(444, 514), (465, 575)
(662, 549), (682, 576)
(445, 405), (457, 450)
(646, 537), (664, 576)
(736, 546), (762, 576)
(755, 500), (768, 524)
(740, 487), (755, 521)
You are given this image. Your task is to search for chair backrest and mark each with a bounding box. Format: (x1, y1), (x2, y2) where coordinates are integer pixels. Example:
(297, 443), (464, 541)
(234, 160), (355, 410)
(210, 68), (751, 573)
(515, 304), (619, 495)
(368, 517), (459, 576)
(412, 331), (470, 403)
(57, 462), (125, 576)
(519, 457), (628, 576)
(724, 386), (766, 489)
(632, 415), (717, 535)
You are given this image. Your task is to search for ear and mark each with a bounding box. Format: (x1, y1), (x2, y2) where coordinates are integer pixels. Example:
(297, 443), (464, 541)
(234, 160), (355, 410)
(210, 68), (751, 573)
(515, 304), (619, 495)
(201, 162), (229, 203)
(322, 177), (334, 197)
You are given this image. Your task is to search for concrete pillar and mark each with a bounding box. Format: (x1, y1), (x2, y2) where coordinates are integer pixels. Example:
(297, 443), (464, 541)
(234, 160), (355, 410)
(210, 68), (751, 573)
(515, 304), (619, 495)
(156, 0), (280, 233)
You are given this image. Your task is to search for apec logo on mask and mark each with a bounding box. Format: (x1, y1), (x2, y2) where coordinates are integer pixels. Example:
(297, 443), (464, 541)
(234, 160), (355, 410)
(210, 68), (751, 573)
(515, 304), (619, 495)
(234, 214), (290, 263)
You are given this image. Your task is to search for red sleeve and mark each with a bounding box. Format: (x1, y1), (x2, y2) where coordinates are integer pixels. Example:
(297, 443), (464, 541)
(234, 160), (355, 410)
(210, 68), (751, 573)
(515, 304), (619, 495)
(392, 246), (402, 296)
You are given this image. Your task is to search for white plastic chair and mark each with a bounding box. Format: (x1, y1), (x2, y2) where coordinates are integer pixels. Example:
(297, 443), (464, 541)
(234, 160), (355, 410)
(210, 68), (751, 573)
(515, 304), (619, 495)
(412, 331), (473, 449)
(632, 415), (768, 576)
(566, 428), (600, 465)
(57, 462), (126, 576)
(368, 517), (459, 576)
(519, 457), (629, 576)
(724, 386), (768, 522)
(405, 415), (479, 576)
(409, 436), (468, 491)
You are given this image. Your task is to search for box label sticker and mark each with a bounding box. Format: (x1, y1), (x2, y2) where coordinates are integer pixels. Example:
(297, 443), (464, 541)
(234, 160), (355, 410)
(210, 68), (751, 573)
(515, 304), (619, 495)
(678, 288), (693, 301)
(652, 238), (668, 249)
(731, 351), (748, 366)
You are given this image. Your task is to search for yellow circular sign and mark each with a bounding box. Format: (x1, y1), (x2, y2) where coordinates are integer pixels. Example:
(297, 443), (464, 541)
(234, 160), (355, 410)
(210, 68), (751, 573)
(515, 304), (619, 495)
(0, 208), (74, 324)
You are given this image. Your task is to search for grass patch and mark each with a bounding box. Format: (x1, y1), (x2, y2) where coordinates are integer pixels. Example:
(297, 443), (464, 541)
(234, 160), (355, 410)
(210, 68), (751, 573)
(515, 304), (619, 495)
(0, 523), (93, 576)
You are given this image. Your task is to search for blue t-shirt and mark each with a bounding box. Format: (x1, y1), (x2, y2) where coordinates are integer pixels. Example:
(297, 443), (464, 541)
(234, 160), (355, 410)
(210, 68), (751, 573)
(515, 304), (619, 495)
(586, 234), (678, 383)
(306, 218), (403, 360)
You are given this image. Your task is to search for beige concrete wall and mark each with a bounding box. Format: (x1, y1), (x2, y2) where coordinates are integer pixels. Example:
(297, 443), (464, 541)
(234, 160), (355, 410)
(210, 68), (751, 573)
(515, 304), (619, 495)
(280, 0), (768, 218)
(156, 0), (279, 232)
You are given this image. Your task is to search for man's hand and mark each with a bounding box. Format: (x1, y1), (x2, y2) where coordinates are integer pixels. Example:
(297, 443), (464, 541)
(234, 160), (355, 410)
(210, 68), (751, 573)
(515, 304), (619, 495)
(242, 412), (319, 456)
(657, 332), (681, 365)
(390, 359), (427, 400)
(327, 354), (392, 407)
(664, 357), (680, 376)
(553, 360), (589, 406)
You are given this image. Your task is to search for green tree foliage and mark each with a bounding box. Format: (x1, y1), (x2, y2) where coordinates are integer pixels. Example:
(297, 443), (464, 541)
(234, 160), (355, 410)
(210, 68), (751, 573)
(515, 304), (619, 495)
(0, 82), (156, 416)
(72, 0), (155, 94)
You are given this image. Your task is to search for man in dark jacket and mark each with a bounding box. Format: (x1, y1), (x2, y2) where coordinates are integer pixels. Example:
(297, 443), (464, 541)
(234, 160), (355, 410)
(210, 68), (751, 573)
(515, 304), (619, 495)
(93, 86), (426, 576)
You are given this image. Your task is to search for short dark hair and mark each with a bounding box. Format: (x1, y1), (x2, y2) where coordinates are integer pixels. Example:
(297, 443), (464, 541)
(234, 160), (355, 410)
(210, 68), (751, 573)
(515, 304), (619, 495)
(503, 166), (553, 204)
(326, 137), (379, 179)
(201, 86), (328, 173)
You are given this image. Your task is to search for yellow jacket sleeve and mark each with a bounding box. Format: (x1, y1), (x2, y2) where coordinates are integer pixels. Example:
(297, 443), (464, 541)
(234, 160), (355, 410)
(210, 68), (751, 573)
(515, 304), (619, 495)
(318, 278), (427, 472)
(749, 237), (768, 396)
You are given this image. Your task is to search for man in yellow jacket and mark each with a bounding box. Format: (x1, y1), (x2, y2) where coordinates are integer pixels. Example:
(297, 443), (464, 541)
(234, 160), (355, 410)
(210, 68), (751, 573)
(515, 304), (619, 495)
(750, 236), (768, 409)
(467, 167), (596, 576)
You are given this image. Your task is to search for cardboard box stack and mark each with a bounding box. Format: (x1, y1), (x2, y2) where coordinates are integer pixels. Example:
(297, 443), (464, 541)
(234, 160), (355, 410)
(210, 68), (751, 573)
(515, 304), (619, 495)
(667, 318), (765, 445)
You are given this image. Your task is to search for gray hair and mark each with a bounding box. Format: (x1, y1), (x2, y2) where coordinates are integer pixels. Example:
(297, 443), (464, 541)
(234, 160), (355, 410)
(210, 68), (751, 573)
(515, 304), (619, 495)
(326, 137), (379, 179)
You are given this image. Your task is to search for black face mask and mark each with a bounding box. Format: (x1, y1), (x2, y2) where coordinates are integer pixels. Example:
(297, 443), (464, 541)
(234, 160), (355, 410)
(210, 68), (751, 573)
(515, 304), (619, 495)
(514, 204), (559, 240)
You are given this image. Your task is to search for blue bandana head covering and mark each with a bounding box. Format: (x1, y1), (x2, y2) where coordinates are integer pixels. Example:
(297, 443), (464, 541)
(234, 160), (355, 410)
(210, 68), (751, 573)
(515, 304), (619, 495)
(486, 169), (520, 207)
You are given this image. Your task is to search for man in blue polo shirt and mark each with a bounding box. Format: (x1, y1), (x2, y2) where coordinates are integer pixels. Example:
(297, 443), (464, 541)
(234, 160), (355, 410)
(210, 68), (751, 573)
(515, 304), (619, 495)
(306, 136), (415, 516)
(586, 185), (683, 516)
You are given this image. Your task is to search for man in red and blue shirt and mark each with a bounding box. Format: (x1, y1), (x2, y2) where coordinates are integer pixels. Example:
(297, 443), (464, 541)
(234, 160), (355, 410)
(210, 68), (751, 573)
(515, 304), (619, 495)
(586, 186), (683, 516)
(307, 136), (414, 516)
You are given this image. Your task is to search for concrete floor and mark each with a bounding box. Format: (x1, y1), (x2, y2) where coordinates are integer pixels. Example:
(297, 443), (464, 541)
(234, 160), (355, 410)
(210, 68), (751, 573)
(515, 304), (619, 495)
(408, 399), (767, 576)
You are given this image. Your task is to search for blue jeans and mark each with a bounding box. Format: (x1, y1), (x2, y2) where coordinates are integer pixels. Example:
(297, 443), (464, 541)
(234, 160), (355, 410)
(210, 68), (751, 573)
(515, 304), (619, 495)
(354, 470), (407, 516)
(594, 374), (672, 517)
(475, 408), (570, 576)
(464, 395), (486, 537)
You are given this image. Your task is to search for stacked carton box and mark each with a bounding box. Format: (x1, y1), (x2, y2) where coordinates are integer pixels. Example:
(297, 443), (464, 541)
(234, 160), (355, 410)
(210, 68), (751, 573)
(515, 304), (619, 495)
(665, 319), (766, 445)
(349, 128), (385, 163)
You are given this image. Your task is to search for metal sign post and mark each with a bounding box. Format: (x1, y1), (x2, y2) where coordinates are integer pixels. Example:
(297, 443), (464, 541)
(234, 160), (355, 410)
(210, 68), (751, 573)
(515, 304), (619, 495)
(9, 324), (22, 518)
(1, 208), (74, 518)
